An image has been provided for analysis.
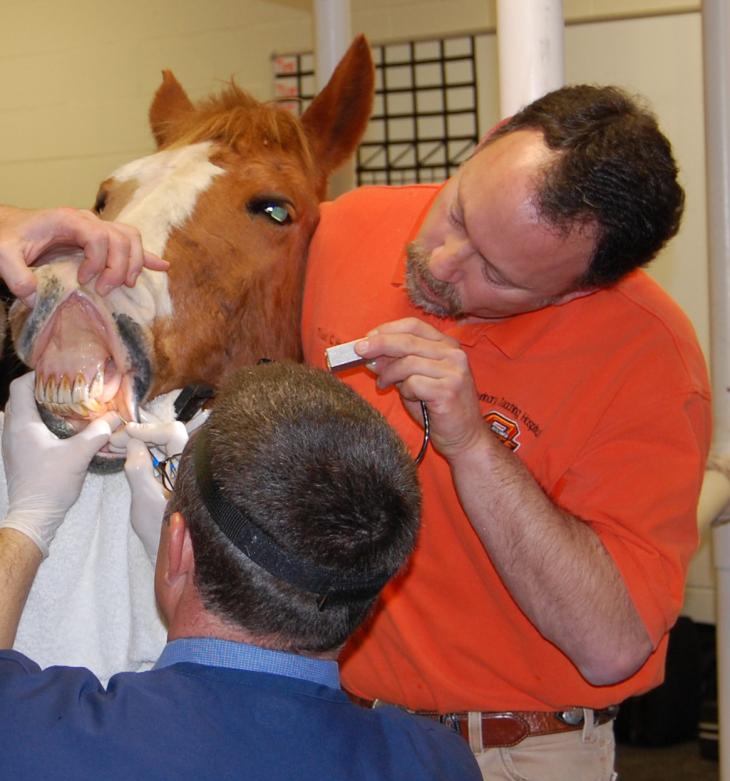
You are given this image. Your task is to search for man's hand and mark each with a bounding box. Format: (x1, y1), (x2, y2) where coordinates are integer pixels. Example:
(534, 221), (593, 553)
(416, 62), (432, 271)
(111, 418), (190, 561)
(0, 205), (169, 306)
(353, 317), (487, 460)
(0, 373), (119, 556)
(354, 319), (656, 684)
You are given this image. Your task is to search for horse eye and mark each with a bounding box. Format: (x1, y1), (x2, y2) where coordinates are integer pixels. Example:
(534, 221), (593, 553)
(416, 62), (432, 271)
(248, 198), (292, 225)
(264, 203), (290, 224)
(93, 191), (107, 215)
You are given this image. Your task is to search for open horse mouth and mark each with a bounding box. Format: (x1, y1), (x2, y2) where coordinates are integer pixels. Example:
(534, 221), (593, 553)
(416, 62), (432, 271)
(32, 295), (132, 421)
(19, 291), (152, 470)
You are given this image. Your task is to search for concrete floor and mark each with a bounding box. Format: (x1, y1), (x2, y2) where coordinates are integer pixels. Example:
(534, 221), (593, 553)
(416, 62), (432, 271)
(616, 739), (717, 780)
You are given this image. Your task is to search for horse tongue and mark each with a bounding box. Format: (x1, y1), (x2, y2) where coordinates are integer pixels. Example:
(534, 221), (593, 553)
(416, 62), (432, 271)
(34, 296), (120, 406)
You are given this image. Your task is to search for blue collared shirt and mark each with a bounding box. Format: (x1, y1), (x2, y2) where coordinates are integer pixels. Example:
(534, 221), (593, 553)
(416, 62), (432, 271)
(154, 637), (341, 689)
(0, 642), (481, 780)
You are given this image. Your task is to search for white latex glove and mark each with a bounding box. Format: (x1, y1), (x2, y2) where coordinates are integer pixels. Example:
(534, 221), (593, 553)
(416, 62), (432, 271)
(111, 419), (190, 562)
(0, 372), (118, 556)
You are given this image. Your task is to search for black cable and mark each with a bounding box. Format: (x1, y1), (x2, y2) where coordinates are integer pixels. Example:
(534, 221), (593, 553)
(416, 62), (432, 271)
(414, 401), (430, 465)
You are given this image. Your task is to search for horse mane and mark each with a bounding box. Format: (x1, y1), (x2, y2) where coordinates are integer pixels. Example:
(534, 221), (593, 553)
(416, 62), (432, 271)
(158, 82), (315, 173)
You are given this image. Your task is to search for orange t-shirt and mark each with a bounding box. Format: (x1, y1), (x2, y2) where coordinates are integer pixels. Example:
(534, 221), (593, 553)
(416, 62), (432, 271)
(301, 184), (712, 712)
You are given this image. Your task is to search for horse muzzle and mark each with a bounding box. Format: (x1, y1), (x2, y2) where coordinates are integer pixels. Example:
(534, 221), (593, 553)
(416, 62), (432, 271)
(10, 264), (154, 470)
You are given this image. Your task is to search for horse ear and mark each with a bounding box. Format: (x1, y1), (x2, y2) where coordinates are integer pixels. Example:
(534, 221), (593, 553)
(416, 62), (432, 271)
(149, 70), (195, 148)
(301, 35), (375, 178)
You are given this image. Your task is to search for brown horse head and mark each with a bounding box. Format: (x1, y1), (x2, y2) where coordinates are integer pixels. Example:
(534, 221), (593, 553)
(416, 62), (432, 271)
(10, 36), (374, 467)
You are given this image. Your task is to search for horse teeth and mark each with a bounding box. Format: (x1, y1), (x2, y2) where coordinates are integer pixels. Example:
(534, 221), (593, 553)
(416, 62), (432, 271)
(72, 373), (89, 404)
(90, 370), (104, 401)
(35, 373), (45, 402)
(45, 375), (58, 404)
(31, 372), (109, 418)
(84, 398), (105, 414)
(58, 376), (72, 405)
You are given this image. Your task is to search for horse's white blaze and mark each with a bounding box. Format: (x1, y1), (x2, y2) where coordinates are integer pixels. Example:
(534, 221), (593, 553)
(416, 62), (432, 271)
(111, 141), (224, 257)
(107, 142), (225, 320)
(14, 143), (225, 392)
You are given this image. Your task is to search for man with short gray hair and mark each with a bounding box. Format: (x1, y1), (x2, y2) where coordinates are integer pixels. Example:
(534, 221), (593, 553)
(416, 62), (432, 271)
(0, 362), (481, 780)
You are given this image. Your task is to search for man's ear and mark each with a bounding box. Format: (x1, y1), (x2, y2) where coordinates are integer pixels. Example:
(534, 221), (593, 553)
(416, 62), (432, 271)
(165, 511), (194, 582)
(156, 511), (197, 630)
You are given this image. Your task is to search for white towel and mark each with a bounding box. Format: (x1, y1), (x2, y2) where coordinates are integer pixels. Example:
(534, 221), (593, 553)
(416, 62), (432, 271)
(0, 413), (167, 684)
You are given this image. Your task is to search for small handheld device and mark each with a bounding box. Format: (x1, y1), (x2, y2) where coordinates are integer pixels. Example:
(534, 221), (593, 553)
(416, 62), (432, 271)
(325, 339), (366, 372)
(325, 338), (431, 465)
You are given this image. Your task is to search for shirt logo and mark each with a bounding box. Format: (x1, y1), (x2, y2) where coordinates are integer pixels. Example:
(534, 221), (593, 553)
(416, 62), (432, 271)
(484, 411), (521, 451)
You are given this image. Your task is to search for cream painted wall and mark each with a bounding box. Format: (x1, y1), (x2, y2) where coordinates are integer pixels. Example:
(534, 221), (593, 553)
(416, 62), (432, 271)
(0, 1), (708, 355)
(0, 0), (313, 209)
(565, 13), (708, 356)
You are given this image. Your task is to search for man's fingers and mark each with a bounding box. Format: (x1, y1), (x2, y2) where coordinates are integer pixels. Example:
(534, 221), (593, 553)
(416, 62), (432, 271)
(9, 371), (36, 397)
(75, 411), (121, 454)
(366, 317), (445, 340)
(109, 427), (131, 451)
(114, 222), (153, 286)
(93, 230), (133, 295)
(5, 372), (38, 419)
(124, 421), (188, 454)
(124, 439), (161, 494)
(358, 334), (460, 366)
(142, 250), (169, 272)
(0, 261), (37, 305)
(76, 233), (110, 285)
(70, 214), (164, 294)
(124, 438), (152, 474)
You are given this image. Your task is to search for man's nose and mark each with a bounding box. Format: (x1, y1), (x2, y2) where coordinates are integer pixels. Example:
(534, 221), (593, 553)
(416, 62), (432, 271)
(428, 236), (470, 281)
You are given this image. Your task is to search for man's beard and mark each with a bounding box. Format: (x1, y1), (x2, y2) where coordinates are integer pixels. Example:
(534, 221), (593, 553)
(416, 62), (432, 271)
(405, 242), (465, 318)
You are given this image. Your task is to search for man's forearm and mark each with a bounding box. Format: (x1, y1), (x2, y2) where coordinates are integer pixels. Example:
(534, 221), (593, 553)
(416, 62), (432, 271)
(449, 428), (653, 685)
(0, 528), (42, 647)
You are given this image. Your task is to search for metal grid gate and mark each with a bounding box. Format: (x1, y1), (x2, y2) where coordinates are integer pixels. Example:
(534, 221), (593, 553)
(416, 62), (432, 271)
(272, 34), (480, 185)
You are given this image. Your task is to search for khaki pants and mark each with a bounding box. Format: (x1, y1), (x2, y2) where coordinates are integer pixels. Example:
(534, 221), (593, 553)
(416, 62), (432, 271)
(473, 714), (617, 780)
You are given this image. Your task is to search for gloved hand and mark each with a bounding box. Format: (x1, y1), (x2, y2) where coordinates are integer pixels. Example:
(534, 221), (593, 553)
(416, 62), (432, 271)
(0, 372), (118, 556)
(111, 417), (191, 562)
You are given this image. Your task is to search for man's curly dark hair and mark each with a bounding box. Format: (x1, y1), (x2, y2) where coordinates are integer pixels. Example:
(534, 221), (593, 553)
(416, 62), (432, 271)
(489, 84), (685, 287)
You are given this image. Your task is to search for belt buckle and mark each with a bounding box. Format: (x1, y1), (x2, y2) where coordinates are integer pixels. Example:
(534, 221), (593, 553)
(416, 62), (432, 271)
(556, 707), (585, 727)
(439, 713), (462, 735)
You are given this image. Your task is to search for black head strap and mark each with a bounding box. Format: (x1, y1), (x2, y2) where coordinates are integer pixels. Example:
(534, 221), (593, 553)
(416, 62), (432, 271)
(193, 429), (392, 602)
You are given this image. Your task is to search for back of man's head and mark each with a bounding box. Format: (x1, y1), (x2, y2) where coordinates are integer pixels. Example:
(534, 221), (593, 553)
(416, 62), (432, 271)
(489, 84), (685, 287)
(166, 362), (421, 654)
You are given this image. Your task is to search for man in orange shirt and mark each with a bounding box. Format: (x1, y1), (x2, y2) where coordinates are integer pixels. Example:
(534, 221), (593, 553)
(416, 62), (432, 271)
(302, 85), (711, 779)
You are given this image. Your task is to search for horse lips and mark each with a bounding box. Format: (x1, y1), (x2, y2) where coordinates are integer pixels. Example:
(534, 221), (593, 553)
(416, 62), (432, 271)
(32, 294), (129, 430)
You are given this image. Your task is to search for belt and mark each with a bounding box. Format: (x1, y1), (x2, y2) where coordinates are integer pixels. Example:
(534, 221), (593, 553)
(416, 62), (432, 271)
(415, 706), (620, 749)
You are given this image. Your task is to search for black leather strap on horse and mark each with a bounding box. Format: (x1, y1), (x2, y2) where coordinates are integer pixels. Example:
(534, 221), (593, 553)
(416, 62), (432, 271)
(174, 383), (215, 424)
(193, 427), (394, 608)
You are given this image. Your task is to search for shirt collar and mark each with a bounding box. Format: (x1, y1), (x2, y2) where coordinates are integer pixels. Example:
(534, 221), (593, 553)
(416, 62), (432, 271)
(464, 305), (568, 358)
(393, 264), (569, 361)
(154, 637), (340, 689)
(391, 183), (445, 287)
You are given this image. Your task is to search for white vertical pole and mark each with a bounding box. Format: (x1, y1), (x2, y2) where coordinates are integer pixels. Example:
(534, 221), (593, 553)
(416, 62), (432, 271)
(314, 0), (351, 89)
(704, 0), (730, 775)
(314, 0), (355, 196)
(703, 0), (730, 457)
(496, 0), (565, 119)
